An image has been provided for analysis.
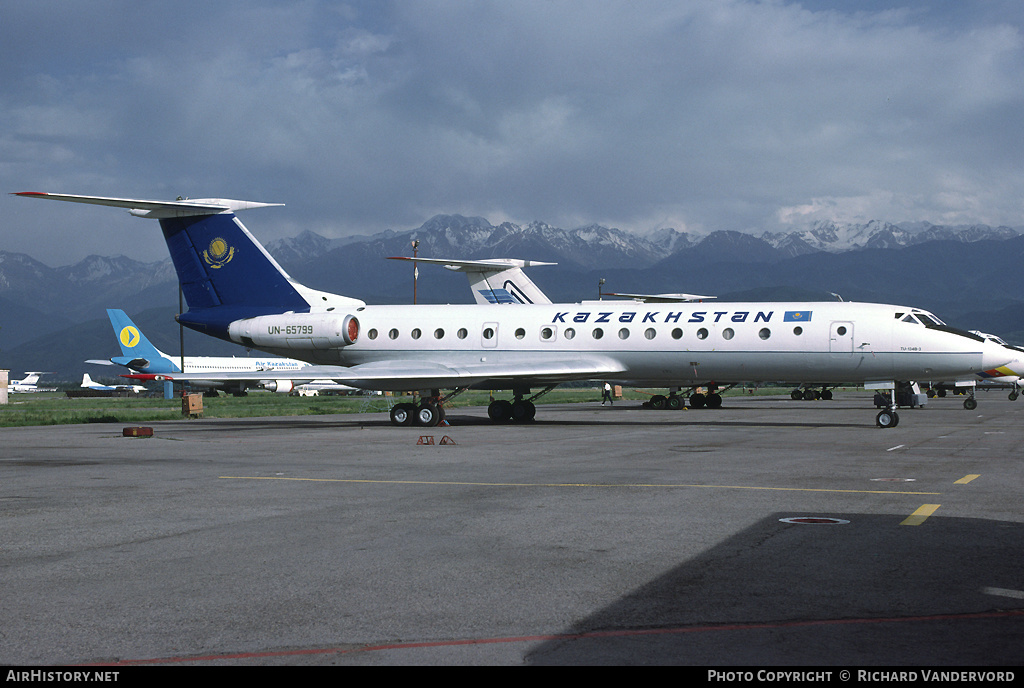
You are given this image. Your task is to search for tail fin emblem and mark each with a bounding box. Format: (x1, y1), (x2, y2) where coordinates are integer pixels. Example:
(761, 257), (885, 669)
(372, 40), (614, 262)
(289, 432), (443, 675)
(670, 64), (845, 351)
(203, 237), (235, 268)
(119, 326), (141, 348)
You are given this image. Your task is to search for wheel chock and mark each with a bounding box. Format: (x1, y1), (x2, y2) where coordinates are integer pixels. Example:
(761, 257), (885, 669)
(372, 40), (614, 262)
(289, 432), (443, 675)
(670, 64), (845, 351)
(417, 435), (457, 445)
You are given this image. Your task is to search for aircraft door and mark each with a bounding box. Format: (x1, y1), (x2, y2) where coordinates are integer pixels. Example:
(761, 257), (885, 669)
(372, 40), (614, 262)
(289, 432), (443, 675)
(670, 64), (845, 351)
(482, 322), (499, 348)
(830, 321), (854, 354)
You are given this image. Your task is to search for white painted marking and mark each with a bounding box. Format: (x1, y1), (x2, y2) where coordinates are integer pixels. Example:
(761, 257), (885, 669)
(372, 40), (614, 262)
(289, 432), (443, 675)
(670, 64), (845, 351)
(886, 444), (905, 452)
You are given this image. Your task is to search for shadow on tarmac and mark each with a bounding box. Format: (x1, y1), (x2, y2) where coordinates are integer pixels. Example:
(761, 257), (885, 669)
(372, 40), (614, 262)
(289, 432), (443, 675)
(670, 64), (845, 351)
(525, 513), (1024, 665)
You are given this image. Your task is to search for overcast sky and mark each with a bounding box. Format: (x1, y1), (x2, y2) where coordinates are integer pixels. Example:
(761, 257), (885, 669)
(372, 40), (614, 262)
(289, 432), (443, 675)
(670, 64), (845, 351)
(2, 0), (1022, 265)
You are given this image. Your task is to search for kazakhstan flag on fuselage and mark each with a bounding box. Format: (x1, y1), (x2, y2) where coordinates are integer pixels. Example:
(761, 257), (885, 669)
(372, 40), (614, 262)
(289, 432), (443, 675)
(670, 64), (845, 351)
(784, 311), (812, 322)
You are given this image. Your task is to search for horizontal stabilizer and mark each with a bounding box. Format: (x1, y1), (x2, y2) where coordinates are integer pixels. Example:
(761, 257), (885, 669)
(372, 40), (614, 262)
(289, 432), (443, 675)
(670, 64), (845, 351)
(387, 256), (557, 271)
(13, 192), (282, 218)
(604, 292), (717, 303)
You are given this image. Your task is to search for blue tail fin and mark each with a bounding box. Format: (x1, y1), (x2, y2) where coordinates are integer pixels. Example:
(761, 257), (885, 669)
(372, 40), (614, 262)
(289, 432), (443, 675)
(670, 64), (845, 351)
(14, 193), (364, 339)
(106, 309), (179, 373)
(159, 213), (310, 313)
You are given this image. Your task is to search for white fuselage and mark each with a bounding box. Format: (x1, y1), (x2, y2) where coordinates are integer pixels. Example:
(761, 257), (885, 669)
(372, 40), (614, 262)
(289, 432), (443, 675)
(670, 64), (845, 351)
(172, 356), (308, 375)
(229, 301), (1001, 391)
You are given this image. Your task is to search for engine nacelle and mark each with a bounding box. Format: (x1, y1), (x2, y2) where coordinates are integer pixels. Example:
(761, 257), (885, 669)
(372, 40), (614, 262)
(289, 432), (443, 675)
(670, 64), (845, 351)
(228, 313), (359, 350)
(261, 380), (295, 394)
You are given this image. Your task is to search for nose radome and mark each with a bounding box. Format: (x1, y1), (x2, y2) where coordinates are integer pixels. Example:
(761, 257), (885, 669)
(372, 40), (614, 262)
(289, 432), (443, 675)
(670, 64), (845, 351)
(981, 340), (1015, 372)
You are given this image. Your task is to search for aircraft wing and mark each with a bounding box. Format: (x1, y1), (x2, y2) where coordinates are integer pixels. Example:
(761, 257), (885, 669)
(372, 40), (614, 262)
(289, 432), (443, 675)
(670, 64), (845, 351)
(123, 356), (626, 391)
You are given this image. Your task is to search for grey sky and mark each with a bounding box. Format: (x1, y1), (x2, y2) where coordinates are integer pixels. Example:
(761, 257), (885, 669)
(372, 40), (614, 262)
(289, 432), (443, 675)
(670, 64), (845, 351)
(2, 0), (1022, 265)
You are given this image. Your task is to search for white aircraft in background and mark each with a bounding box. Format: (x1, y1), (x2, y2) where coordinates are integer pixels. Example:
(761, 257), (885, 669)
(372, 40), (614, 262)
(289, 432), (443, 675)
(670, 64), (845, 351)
(10, 372), (56, 393)
(81, 373), (147, 393)
(923, 331), (1024, 407)
(387, 256), (557, 305)
(89, 308), (347, 396)
(391, 254), (716, 306)
(16, 191), (1014, 429)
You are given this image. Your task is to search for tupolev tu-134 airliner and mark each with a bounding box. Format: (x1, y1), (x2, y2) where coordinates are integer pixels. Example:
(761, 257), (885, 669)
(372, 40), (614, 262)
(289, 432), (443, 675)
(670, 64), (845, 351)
(15, 191), (1012, 428)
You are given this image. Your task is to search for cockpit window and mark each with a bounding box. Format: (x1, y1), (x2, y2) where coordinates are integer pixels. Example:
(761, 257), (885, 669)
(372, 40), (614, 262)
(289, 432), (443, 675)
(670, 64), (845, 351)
(901, 314), (920, 324)
(911, 310), (983, 342)
(913, 311), (945, 327)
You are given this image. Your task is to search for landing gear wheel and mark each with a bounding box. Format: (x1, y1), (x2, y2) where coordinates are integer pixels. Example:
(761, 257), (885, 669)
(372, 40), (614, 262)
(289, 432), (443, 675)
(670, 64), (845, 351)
(963, 398), (977, 410)
(876, 410), (899, 428)
(821, 389), (833, 400)
(706, 393), (723, 409)
(390, 402), (415, 426)
(666, 395), (683, 410)
(415, 403), (441, 427)
(1010, 391), (1019, 401)
(791, 389), (802, 400)
(488, 399), (513, 422)
(649, 394), (667, 410)
(689, 393), (706, 409)
(511, 400), (536, 422)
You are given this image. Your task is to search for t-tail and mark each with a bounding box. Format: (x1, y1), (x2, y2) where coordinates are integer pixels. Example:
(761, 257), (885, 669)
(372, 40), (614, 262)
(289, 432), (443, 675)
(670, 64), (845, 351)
(387, 256), (555, 304)
(14, 193), (364, 341)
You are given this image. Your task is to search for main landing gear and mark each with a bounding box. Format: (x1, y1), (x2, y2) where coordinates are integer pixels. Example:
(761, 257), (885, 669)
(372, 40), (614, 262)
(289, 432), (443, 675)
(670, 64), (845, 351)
(387, 386), (558, 426)
(389, 388), (471, 427)
(644, 383), (735, 410)
(390, 400), (446, 427)
(487, 385), (557, 423)
(790, 386), (834, 401)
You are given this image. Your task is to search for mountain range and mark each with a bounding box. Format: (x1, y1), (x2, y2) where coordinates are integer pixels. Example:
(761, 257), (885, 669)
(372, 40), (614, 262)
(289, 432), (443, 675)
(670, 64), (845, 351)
(1, 216), (1021, 382)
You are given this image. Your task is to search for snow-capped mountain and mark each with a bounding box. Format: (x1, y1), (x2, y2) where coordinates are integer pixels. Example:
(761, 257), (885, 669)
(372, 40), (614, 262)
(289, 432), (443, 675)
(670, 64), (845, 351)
(267, 214), (694, 269)
(760, 220), (1019, 256)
